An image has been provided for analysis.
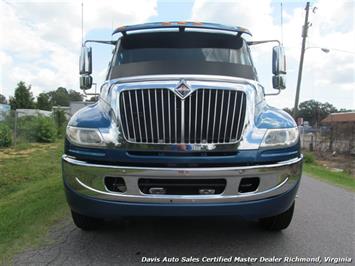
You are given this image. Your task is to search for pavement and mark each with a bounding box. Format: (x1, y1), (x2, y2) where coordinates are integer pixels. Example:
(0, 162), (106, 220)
(13, 175), (354, 266)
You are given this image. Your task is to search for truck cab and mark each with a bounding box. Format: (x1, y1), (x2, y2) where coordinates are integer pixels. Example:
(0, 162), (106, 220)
(62, 22), (302, 231)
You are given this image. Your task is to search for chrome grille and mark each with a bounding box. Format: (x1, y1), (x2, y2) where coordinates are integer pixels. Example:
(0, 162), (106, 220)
(119, 88), (246, 144)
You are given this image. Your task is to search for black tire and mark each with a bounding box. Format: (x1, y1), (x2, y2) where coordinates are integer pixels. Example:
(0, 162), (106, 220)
(259, 202), (295, 231)
(71, 210), (102, 231)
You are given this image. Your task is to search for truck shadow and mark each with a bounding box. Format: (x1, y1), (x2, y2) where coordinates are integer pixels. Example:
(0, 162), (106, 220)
(84, 216), (289, 259)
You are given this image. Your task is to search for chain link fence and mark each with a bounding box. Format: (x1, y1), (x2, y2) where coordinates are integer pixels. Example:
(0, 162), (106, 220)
(0, 108), (68, 148)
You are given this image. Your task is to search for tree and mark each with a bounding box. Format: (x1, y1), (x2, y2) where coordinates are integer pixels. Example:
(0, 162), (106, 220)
(9, 81), (35, 110)
(0, 94), (7, 104)
(48, 87), (83, 106)
(68, 90), (83, 102)
(36, 93), (52, 110)
(296, 100), (337, 127)
(49, 87), (70, 106)
(337, 108), (352, 113)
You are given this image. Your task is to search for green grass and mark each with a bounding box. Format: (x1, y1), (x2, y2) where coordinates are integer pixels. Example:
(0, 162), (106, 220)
(304, 163), (355, 191)
(0, 141), (68, 264)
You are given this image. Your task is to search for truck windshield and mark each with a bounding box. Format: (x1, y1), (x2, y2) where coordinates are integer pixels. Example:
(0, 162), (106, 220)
(110, 31), (256, 79)
(114, 31), (252, 65)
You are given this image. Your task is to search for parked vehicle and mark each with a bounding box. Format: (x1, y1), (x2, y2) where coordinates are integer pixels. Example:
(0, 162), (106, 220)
(62, 22), (302, 231)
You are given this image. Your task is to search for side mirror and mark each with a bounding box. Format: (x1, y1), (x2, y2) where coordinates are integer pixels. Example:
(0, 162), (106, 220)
(79, 46), (92, 75)
(272, 45), (286, 75)
(272, 75), (286, 90)
(80, 75), (93, 90)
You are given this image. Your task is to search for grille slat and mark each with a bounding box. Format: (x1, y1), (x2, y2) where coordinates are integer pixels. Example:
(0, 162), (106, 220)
(168, 91), (171, 143)
(134, 90), (142, 141)
(217, 90), (225, 142)
(229, 92), (238, 141)
(174, 94), (178, 143)
(194, 90), (198, 143)
(147, 90), (154, 142)
(121, 93), (130, 140)
(181, 100), (185, 143)
(212, 90), (218, 141)
(206, 90), (212, 142)
(223, 90), (231, 143)
(236, 93), (245, 141)
(154, 89), (160, 142)
(127, 91), (136, 141)
(188, 96), (191, 143)
(161, 90), (165, 142)
(119, 88), (246, 144)
(141, 90), (148, 142)
(200, 90), (205, 142)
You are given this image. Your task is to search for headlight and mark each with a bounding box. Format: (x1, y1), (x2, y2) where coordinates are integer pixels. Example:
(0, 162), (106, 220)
(66, 126), (105, 147)
(260, 127), (299, 148)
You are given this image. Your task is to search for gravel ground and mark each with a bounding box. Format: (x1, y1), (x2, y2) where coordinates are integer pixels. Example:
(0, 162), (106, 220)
(13, 175), (354, 266)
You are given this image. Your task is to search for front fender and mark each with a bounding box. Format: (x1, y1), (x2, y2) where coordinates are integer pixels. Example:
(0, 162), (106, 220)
(68, 101), (112, 128)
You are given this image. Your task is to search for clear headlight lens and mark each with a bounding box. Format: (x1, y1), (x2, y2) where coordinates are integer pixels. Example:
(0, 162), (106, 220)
(260, 127), (299, 148)
(66, 126), (105, 147)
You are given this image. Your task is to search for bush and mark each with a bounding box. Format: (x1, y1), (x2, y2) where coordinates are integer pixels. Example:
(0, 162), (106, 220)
(0, 124), (12, 147)
(33, 116), (57, 143)
(303, 152), (315, 164)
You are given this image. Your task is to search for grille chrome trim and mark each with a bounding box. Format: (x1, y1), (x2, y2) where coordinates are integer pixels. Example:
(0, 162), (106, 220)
(119, 87), (247, 144)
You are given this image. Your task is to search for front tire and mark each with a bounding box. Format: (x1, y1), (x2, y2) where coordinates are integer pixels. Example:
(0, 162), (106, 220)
(71, 210), (102, 231)
(259, 202), (295, 231)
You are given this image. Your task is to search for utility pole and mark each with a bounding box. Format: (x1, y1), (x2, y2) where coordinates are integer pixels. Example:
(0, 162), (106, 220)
(293, 1), (311, 118)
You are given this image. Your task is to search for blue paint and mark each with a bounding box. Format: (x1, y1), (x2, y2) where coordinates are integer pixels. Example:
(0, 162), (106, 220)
(68, 102), (111, 128)
(65, 139), (300, 165)
(68, 149), (106, 157)
(257, 144), (300, 162)
(255, 104), (296, 129)
(64, 181), (299, 219)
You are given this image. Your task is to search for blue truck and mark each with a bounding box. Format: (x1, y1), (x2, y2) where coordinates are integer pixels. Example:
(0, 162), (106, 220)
(62, 22), (303, 231)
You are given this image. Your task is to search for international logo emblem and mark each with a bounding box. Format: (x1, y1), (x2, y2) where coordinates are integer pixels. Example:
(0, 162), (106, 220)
(174, 79), (191, 99)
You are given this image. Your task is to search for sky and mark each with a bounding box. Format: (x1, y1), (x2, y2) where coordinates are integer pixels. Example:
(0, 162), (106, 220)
(0, 0), (354, 110)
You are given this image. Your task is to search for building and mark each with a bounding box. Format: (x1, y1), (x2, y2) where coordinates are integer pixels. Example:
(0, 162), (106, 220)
(321, 112), (355, 154)
(321, 112), (355, 124)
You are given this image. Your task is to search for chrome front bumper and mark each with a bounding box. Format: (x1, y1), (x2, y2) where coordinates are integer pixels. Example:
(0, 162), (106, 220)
(62, 155), (303, 204)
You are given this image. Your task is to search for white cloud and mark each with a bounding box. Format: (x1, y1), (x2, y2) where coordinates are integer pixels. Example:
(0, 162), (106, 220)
(192, 0), (275, 39)
(191, 0), (355, 109)
(0, 0), (157, 98)
(1, 0), (353, 110)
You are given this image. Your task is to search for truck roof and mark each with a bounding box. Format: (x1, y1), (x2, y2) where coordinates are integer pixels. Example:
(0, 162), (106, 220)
(112, 21), (251, 36)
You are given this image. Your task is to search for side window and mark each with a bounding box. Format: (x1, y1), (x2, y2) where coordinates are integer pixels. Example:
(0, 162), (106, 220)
(247, 45), (258, 80)
(107, 39), (121, 79)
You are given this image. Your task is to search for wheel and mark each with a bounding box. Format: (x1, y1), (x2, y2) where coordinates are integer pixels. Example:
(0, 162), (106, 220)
(259, 202), (295, 231)
(71, 210), (102, 231)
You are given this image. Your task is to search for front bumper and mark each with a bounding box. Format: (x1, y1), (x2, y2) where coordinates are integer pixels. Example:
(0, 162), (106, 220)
(62, 155), (302, 218)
